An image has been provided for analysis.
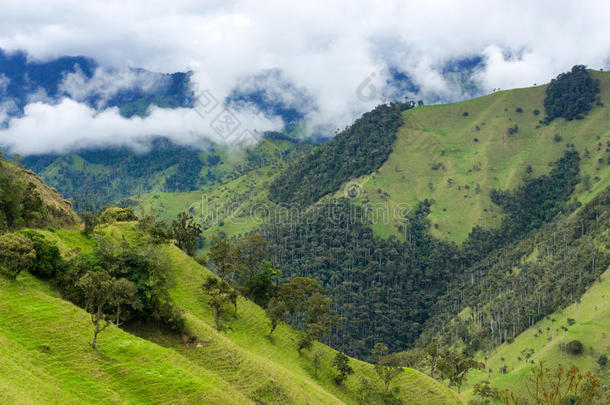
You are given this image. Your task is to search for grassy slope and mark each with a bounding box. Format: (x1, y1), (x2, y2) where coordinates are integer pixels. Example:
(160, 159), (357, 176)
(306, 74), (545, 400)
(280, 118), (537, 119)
(0, 224), (465, 404)
(342, 70), (610, 242)
(462, 267), (610, 399)
(133, 165), (278, 249)
(0, 274), (247, 405)
(108, 223), (465, 404)
(38, 138), (300, 209)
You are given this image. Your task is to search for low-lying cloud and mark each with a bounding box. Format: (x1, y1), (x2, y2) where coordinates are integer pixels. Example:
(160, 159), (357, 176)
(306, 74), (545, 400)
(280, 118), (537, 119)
(59, 66), (163, 109)
(0, 98), (282, 155)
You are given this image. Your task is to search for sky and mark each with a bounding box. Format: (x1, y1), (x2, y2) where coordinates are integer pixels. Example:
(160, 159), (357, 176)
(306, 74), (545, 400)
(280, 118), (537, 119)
(0, 0), (609, 154)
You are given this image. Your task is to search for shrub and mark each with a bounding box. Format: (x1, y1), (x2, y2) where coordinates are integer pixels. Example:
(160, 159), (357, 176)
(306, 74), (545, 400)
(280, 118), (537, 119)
(0, 233), (36, 280)
(99, 207), (138, 224)
(553, 134), (563, 143)
(566, 340), (584, 355)
(516, 107), (523, 113)
(507, 125), (519, 135)
(598, 354), (607, 367)
(19, 230), (63, 279)
(567, 318), (575, 326)
(463, 111), (469, 117)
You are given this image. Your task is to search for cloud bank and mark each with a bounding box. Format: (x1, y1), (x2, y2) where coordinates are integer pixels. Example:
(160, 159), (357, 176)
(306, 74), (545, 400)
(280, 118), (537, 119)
(0, 0), (609, 154)
(0, 98), (282, 155)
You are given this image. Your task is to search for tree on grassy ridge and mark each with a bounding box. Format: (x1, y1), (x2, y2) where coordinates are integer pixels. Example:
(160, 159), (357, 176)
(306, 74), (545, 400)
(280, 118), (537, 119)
(201, 276), (238, 330)
(357, 375), (374, 405)
(112, 277), (141, 325)
(332, 352), (354, 385)
(78, 270), (114, 352)
(208, 233), (239, 280)
(81, 211), (99, 236)
(422, 342), (441, 379)
(172, 211), (202, 256)
(372, 343), (404, 395)
(236, 234), (268, 289)
(266, 297), (287, 336)
(437, 351), (484, 393)
(311, 347), (324, 377)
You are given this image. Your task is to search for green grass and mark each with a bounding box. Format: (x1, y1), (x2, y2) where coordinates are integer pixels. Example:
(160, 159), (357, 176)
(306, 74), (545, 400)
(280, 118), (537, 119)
(0, 224), (465, 404)
(341, 71), (610, 243)
(133, 165), (278, 251)
(461, 267), (610, 399)
(0, 274), (246, 404)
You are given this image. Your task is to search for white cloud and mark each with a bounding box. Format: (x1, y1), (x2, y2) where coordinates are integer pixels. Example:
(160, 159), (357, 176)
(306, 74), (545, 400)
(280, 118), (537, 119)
(0, 0), (609, 152)
(0, 98), (282, 155)
(58, 66), (163, 108)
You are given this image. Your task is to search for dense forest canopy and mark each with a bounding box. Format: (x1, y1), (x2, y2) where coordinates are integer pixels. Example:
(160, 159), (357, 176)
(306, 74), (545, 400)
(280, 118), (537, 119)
(269, 102), (411, 206)
(544, 65), (600, 122)
(260, 150), (583, 358)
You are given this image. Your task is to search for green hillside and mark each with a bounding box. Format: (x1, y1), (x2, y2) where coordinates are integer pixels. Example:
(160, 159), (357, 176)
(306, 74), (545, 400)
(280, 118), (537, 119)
(0, 159), (79, 231)
(128, 69), (610, 362)
(132, 165), (277, 247)
(0, 222), (464, 404)
(132, 71), (610, 249)
(25, 136), (312, 212)
(463, 267), (610, 399)
(343, 70), (610, 242)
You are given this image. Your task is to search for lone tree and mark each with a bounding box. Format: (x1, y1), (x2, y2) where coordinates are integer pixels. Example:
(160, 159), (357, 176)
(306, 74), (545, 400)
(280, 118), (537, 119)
(332, 352), (354, 385)
(201, 277), (238, 330)
(208, 234), (239, 280)
(236, 233), (268, 288)
(273, 276), (337, 353)
(437, 351), (484, 393)
(372, 342), (404, 394)
(172, 211), (202, 256)
(423, 341), (441, 378)
(266, 297), (287, 336)
(78, 271), (141, 351)
(357, 375), (374, 405)
(311, 347), (324, 377)
(247, 260), (281, 307)
(298, 292), (339, 353)
(78, 270), (114, 352)
(0, 233), (35, 280)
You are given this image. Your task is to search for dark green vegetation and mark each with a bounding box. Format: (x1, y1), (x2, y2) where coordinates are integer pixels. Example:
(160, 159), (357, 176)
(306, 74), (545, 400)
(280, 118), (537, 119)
(423, 185), (610, 353)
(259, 150), (584, 358)
(206, 233), (339, 348)
(23, 135), (313, 212)
(544, 65), (601, 122)
(269, 102), (411, 206)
